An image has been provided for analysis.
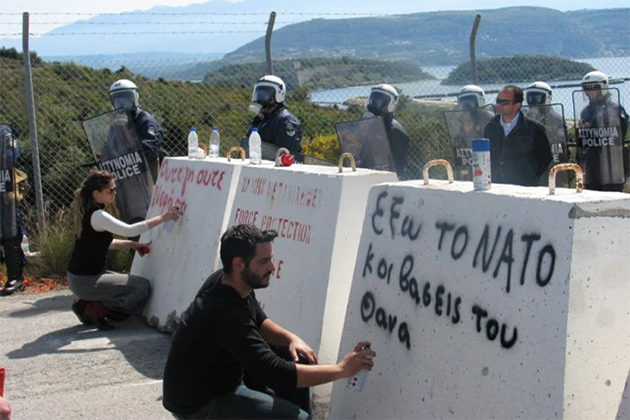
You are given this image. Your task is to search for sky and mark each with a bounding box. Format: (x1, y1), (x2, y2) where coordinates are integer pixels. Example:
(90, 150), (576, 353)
(6, 0), (628, 15)
(1, 0), (627, 55)
(4, 0), (629, 32)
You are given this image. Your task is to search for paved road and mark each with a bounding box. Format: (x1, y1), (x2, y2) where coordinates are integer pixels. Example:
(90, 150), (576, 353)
(0, 288), (174, 420)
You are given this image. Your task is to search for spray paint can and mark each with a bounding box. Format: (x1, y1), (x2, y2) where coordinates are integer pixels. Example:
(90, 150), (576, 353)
(472, 138), (491, 191)
(346, 345), (372, 392)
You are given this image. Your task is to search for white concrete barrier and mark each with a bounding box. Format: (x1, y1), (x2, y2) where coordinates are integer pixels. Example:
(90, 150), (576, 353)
(329, 181), (630, 419)
(131, 157), (247, 331)
(227, 162), (397, 364)
(226, 162), (397, 410)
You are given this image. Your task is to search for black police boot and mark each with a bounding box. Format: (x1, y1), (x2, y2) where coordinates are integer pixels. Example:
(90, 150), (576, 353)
(1, 278), (25, 296)
(1, 235), (25, 296)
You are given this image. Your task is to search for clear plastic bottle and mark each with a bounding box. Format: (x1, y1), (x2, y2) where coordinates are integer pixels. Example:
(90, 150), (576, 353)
(187, 127), (198, 159)
(209, 127), (220, 158)
(249, 128), (262, 165)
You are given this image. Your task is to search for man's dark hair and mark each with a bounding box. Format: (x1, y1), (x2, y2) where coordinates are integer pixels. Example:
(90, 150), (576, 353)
(503, 85), (524, 104)
(220, 224), (278, 273)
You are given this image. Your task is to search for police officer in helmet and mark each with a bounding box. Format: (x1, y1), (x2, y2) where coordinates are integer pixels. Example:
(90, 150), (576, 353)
(525, 81), (569, 170)
(525, 81), (552, 107)
(245, 75), (303, 162)
(577, 70), (629, 191)
(456, 85), (495, 130)
(109, 79), (163, 181)
(363, 84), (410, 179)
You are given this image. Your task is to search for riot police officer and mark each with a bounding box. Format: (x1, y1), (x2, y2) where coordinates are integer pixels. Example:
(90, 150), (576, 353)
(109, 79), (163, 182)
(0, 124), (25, 296)
(525, 81), (569, 183)
(448, 85), (495, 179)
(245, 75), (304, 162)
(576, 71), (629, 191)
(363, 84), (410, 179)
(457, 85), (494, 140)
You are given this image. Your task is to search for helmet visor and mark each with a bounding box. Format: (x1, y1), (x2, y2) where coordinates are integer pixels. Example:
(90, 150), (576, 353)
(582, 83), (604, 92)
(253, 85), (276, 104)
(458, 96), (479, 111)
(367, 91), (391, 114)
(526, 92), (546, 105)
(111, 91), (136, 111)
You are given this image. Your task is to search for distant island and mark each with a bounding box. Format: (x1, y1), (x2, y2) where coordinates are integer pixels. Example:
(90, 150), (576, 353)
(442, 56), (596, 85)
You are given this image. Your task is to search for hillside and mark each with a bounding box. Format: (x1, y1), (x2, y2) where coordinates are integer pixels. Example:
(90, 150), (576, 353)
(222, 7), (630, 67)
(202, 57), (434, 90)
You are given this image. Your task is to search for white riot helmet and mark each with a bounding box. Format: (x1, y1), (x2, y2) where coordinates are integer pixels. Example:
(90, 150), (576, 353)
(109, 79), (139, 111)
(366, 84), (399, 115)
(248, 75), (287, 115)
(525, 81), (552, 106)
(581, 70), (609, 91)
(457, 85), (486, 111)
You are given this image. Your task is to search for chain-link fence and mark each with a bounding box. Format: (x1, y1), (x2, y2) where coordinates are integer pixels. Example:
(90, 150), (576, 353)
(0, 12), (629, 236)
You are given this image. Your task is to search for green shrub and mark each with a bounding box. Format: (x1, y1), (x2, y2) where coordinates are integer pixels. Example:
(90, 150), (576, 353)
(26, 207), (74, 279)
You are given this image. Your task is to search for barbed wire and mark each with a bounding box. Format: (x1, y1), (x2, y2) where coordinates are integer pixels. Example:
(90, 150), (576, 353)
(0, 12), (394, 17)
(0, 31), (264, 36)
(2, 21), (284, 25)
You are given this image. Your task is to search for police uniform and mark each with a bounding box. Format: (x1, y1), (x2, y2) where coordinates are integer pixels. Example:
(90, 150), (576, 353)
(382, 113), (411, 180)
(132, 107), (163, 182)
(251, 106), (303, 163)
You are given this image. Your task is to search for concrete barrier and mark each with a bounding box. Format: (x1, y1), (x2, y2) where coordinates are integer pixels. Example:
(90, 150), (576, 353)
(329, 181), (630, 419)
(225, 162), (396, 411)
(131, 157), (248, 332)
(227, 163), (397, 365)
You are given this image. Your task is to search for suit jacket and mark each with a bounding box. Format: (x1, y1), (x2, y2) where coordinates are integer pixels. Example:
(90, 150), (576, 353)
(484, 111), (553, 186)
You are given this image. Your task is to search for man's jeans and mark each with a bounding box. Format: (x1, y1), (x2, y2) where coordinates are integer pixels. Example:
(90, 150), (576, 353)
(172, 382), (311, 420)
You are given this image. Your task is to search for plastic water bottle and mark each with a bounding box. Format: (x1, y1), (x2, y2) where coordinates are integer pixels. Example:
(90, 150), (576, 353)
(346, 345), (373, 392)
(187, 128), (198, 159)
(249, 128), (262, 165)
(209, 127), (220, 158)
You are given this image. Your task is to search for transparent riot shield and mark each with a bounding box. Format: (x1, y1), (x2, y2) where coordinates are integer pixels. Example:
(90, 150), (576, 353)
(523, 103), (569, 186)
(335, 117), (395, 172)
(443, 105), (495, 180)
(572, 87), (625, 187)
(82, 110), (154, 224)
(0, 124), (18, 240)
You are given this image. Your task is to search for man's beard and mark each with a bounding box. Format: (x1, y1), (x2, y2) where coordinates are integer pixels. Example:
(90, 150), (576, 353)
(242, 265), (271, 290)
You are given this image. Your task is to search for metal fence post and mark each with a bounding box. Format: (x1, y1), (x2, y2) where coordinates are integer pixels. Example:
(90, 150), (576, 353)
(265, 11), (277, 75)
(469, 14), (481, 85)
(22, 12), (46, 232)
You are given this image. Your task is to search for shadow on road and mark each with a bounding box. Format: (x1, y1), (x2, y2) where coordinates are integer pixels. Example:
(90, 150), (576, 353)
(5, 293), (171, 381)
(6, 293), (74, 318)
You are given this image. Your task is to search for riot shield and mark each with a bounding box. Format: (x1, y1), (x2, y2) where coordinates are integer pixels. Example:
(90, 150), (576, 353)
(572, 88), (625, 187)
(82, 110), (154, 224)
(0, 124), (18, 240)
(335, 117), (395, 172)
(443, 105), (495, 180)
(523, 103), (569, 186)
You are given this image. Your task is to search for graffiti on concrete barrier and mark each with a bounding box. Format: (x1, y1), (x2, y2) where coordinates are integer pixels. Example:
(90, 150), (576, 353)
(356, 188), (560, 351)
